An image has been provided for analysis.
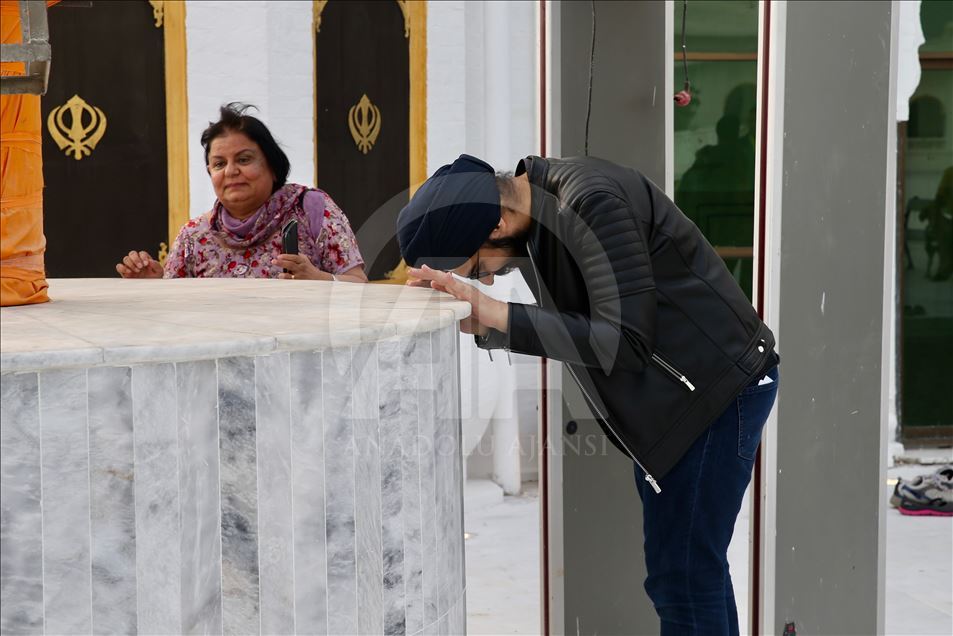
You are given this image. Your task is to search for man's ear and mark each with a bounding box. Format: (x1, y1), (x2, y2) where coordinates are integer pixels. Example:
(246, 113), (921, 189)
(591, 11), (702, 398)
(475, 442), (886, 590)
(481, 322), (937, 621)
(488, 209), (508, 239)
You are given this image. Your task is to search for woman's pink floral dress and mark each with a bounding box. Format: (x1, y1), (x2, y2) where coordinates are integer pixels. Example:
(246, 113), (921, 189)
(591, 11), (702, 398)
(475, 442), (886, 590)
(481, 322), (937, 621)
(163, 184), (363, 278)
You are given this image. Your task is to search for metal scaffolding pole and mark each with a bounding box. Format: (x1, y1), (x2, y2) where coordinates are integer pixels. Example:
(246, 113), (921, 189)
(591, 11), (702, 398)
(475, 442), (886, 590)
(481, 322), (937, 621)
(0, 0), (51, 95)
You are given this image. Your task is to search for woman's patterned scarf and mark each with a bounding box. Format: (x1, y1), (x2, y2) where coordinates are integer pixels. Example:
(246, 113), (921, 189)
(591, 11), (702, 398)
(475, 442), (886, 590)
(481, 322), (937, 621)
(209, 183), (310, 249)
(169, 183), (325, 278)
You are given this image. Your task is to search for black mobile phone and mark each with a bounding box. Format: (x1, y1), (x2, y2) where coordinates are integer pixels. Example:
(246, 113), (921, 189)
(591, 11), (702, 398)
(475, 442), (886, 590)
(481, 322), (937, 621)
(281, 219), (299, 273)
(282, 219), (299, 256)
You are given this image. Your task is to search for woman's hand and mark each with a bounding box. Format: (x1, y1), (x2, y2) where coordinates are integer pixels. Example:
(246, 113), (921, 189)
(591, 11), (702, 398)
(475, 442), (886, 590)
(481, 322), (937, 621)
(274, 254), (328, 280)
(116, 251), (163, 278)
(407, 265), (508, 333)
(404, 276), (431, 288)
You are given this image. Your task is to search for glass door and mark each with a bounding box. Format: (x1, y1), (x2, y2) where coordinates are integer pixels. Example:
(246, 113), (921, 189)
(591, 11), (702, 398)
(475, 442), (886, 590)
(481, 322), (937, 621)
(899, 0), (953, 446)
(673, 0), (759, 300)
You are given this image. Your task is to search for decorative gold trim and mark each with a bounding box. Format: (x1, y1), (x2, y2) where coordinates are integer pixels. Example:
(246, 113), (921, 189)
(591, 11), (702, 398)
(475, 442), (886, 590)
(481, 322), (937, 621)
(390, 0), (426, 284)
(348, 94), (382, 154)
(47, 94), (107, 160)
(313, 0), (328, 33)
(161, 0), (190, 248)
(148, 0), (164, 28)
(313, 0), (321, 184)
(408, 1), (427, 196)
(157, 241), (169, 266)
(396, 0), (410, 38)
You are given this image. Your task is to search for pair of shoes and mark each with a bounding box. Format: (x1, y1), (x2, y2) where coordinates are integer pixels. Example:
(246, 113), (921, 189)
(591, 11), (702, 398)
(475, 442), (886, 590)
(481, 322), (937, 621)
(889, 466), (945, 507)
(892, 465), (953, 517)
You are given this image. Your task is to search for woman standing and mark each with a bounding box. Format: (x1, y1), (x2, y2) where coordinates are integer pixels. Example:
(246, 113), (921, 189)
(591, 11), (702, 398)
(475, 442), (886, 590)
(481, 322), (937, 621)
(117, 103), (367, 282)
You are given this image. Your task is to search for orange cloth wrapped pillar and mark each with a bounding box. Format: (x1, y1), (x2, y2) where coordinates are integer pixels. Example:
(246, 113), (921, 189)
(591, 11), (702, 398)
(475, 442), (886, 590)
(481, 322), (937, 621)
(0, 0), (56, 306)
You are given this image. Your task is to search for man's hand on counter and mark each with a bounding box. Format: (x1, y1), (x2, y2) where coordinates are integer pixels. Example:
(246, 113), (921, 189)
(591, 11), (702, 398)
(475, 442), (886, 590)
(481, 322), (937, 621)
(407, 265), (508, 334)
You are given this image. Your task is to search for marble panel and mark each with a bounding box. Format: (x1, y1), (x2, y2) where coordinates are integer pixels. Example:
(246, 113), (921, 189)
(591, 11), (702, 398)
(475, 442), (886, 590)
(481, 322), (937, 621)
(290, 350), (329, 635)
(87, 366), (137, 635)
(448, 329), (466, 605)
(0, 372), (43, 634)
(353, 343), (384, 635)
(176, 360), (223, 634)
(218, 356), (261, 634)
(456, 597), (469, 636)
(323, 347), (358, 636)
(451, 597), (468, 636)
(414, 331), (439, 629)
(132, 363), (182, 634)
(379, 340), (406, 636)
(400, 336), (425, 636)
(432, 327), (455, 620)
(255, 352), (296, 635)
(39, 368), (92, 635)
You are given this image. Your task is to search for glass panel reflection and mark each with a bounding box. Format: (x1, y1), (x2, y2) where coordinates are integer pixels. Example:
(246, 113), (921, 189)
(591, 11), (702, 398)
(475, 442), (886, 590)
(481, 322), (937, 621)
(673, 1), (758, 299)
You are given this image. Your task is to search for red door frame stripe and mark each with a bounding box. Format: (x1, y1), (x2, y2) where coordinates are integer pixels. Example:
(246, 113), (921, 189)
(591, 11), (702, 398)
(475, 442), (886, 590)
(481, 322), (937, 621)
(752, 2), (772, 634)
(539, 3), (550, 635)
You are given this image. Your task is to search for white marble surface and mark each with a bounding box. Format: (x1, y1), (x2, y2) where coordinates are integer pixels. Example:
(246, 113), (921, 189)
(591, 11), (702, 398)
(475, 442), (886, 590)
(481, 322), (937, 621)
(0, 373), (44, 634)
(1, 279), (469, 635)
(0, 278), (470, 372)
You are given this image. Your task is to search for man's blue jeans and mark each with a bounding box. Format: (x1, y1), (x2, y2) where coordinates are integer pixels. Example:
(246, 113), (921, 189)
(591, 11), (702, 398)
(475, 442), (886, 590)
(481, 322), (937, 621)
(634, 365), (779, 635)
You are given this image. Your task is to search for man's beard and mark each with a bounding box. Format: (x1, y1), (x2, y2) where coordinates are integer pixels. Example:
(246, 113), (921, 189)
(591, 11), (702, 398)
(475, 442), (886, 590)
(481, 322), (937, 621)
(483, 226), (532, 277)
(484, 225), (531, 257)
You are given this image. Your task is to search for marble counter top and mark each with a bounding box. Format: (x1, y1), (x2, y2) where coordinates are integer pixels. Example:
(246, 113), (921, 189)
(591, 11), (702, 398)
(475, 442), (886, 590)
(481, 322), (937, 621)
(0, 278), (470, 372)
(1, 278), (470, 635)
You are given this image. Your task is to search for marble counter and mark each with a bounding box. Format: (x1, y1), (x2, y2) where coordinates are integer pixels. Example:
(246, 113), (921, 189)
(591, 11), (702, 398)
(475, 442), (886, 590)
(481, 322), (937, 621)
(0, 279), (470, 635)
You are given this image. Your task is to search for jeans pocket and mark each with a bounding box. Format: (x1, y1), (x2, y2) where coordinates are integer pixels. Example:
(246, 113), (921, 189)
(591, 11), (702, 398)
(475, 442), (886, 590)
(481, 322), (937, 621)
(737, 379), (778, 460)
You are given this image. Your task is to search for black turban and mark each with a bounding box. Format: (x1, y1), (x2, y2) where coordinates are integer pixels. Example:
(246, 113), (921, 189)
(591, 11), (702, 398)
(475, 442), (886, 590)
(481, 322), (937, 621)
(397, 154), (500, 269)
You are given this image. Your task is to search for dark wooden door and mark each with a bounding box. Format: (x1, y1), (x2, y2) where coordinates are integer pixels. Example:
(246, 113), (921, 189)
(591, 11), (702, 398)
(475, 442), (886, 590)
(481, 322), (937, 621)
(41, 0), (168, 278)
(315, 0), (410, 280)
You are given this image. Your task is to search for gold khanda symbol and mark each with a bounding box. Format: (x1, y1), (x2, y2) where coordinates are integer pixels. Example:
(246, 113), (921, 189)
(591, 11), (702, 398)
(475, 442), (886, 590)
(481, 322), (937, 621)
(348, 94), (381, 155)
(148, 0), (165, 28)
(47, 94), (107, 161)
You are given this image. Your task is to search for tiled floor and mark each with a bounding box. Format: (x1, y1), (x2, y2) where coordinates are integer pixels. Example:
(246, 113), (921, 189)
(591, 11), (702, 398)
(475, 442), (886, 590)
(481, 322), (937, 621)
(465, 465), (953, 635)
(885, 463), (953, 636)
(464, 483), (540, 635)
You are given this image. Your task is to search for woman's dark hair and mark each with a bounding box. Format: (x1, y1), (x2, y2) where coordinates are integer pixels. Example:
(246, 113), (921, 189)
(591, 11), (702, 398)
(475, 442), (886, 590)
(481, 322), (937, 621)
(200, 102), (290, 192)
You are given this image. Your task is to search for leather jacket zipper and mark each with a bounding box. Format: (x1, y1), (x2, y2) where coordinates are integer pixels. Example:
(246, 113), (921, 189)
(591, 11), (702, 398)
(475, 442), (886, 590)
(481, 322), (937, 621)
(651, 353), (696, 392)
(525, 246), (662, 494)
(564, 364), (662, 494)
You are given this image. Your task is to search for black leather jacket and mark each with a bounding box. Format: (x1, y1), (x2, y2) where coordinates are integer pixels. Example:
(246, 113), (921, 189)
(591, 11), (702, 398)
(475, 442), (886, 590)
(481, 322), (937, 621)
(478, 156), (778, 489)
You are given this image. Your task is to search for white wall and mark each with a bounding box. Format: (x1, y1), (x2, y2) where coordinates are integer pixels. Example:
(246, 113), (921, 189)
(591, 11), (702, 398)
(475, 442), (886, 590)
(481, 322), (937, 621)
(427, 0), (538, 174)
(185, 0), (314, 219)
